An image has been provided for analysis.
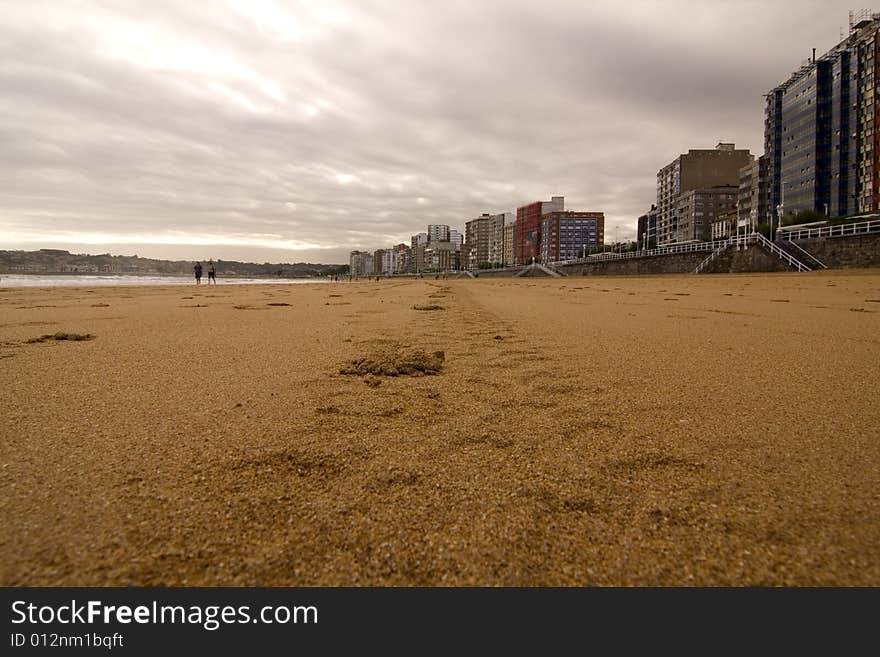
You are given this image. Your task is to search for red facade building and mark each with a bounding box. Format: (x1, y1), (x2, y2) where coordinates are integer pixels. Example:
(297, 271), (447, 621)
(514, 196), (564, 264)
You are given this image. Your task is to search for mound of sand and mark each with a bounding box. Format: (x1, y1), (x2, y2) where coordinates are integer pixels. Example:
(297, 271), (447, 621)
(340, 348), (445, 376)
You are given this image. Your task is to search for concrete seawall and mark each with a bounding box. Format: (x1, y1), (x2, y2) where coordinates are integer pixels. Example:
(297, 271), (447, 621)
(555, 245), (788, 276)
(397, 233), (880, 279)
(789, 233), (880, 269)
(554, 233), (880, 276)
(560, 252), (707, 276)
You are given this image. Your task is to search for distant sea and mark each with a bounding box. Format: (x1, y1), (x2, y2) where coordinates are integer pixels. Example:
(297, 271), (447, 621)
(0, 274), (333, 288)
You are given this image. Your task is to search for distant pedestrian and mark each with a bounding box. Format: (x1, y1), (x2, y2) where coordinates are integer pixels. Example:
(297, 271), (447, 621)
(194, 262), (203, 285)
(207, 260), (216, 284)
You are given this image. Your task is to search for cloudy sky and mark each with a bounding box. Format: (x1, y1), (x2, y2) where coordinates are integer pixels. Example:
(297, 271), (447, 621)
(0, 0), (852, 263)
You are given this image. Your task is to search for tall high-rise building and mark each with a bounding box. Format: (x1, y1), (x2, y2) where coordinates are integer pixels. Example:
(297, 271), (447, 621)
(738, 156), (768, 230)
(637, 205), (658, 249)
(488, 214), (510, 265)
(393, 243), (411, 273)
(502, 221), (515, 266)
(411, 232), (428, 249)
(349, 251), (373, 277)
(373, 249), (385, 275)
(656, 143), (752, 245)
(515, 196), (564, 264)
(381, 249), (396, 274)
(465, 212), (508, 268)
(764, 13), (879, 221)
(427, 225), (450, 243)
(459, 243), (474, 271)
(412, 244), (427, 272)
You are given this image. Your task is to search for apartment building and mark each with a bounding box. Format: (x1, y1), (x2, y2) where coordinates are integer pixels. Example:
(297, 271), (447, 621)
(427, 224), (450, 243)
(674, 186), (738, 242)
(637, 205), (658, 249)
(449, 229), (463, 251)
(424, 240), (458, 272)
(373, 249), (385, 274)
(392, 243), (411, 274)
(764, 12), (880, 220)
(465, 212), (508, 269)
(656, 143), (752, 245)
(412, 244), (426, 272)
(515, 196), (564, 264)
(349, 250), (374, 277)
(737, 155), (768, 230)
(540, 211), (605, 262)
(502, 222), (515, 266)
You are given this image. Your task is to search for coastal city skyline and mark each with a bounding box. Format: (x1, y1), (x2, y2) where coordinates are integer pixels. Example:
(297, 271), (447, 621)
(4, 2), (880, 607)
(0, 2), (859, 263)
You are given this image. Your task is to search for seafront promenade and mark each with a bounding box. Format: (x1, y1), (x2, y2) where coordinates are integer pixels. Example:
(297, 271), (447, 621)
(1, 272), (878, 585)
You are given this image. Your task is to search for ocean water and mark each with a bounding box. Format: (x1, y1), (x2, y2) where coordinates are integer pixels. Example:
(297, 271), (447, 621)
(0, 274), (333, 288)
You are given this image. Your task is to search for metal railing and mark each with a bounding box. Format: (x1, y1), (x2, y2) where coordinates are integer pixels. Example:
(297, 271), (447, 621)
(693, 237), (734, 274)
(778, 218), (880, 241)
(514, 263), (562, 278)
(551, 221), (877, 272)
(689, 232), (812, 273)
(552, 239), (730, 267)
(753, 233), (811, 271)
(782, 240), (827, 269)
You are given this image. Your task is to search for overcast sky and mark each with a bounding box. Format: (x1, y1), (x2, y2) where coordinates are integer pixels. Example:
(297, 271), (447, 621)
(0, 1), (853, 263)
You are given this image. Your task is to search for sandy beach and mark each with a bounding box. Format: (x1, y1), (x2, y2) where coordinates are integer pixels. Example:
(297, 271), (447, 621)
(1, 272), (879, 586)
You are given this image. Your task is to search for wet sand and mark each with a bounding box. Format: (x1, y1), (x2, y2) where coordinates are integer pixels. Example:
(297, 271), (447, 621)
(1, 272), (879, 585)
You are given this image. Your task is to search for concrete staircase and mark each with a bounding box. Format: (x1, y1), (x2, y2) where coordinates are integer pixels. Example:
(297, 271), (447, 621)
(777, 239), (827, 270)
(693, 233), (813, 274)
(514, 263), (564, 278)
(693, 238), (734, 274)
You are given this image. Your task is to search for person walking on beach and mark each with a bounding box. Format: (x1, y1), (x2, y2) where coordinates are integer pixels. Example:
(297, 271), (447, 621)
(207, 260), (216, 285)
(194, 261), (203, 285)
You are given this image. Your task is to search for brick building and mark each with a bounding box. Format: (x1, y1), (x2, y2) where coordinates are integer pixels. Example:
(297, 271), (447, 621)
(515, 196), (564, 264)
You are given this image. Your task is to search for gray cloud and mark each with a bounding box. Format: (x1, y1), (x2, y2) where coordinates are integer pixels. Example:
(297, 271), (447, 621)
(0, 0), (849, 262)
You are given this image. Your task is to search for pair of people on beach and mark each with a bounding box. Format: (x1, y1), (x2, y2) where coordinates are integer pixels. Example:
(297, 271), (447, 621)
(194, 261), (216, 285)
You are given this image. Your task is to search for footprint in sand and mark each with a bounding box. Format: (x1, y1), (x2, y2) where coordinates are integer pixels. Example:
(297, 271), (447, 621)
(25, 332), (94, 344)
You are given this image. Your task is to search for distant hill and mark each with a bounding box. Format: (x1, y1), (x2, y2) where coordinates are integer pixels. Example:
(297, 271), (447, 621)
(0, 249), (349, 277)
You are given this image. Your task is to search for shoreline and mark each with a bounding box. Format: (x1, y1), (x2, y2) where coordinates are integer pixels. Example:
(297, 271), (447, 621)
(0, 273), (335, 289)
